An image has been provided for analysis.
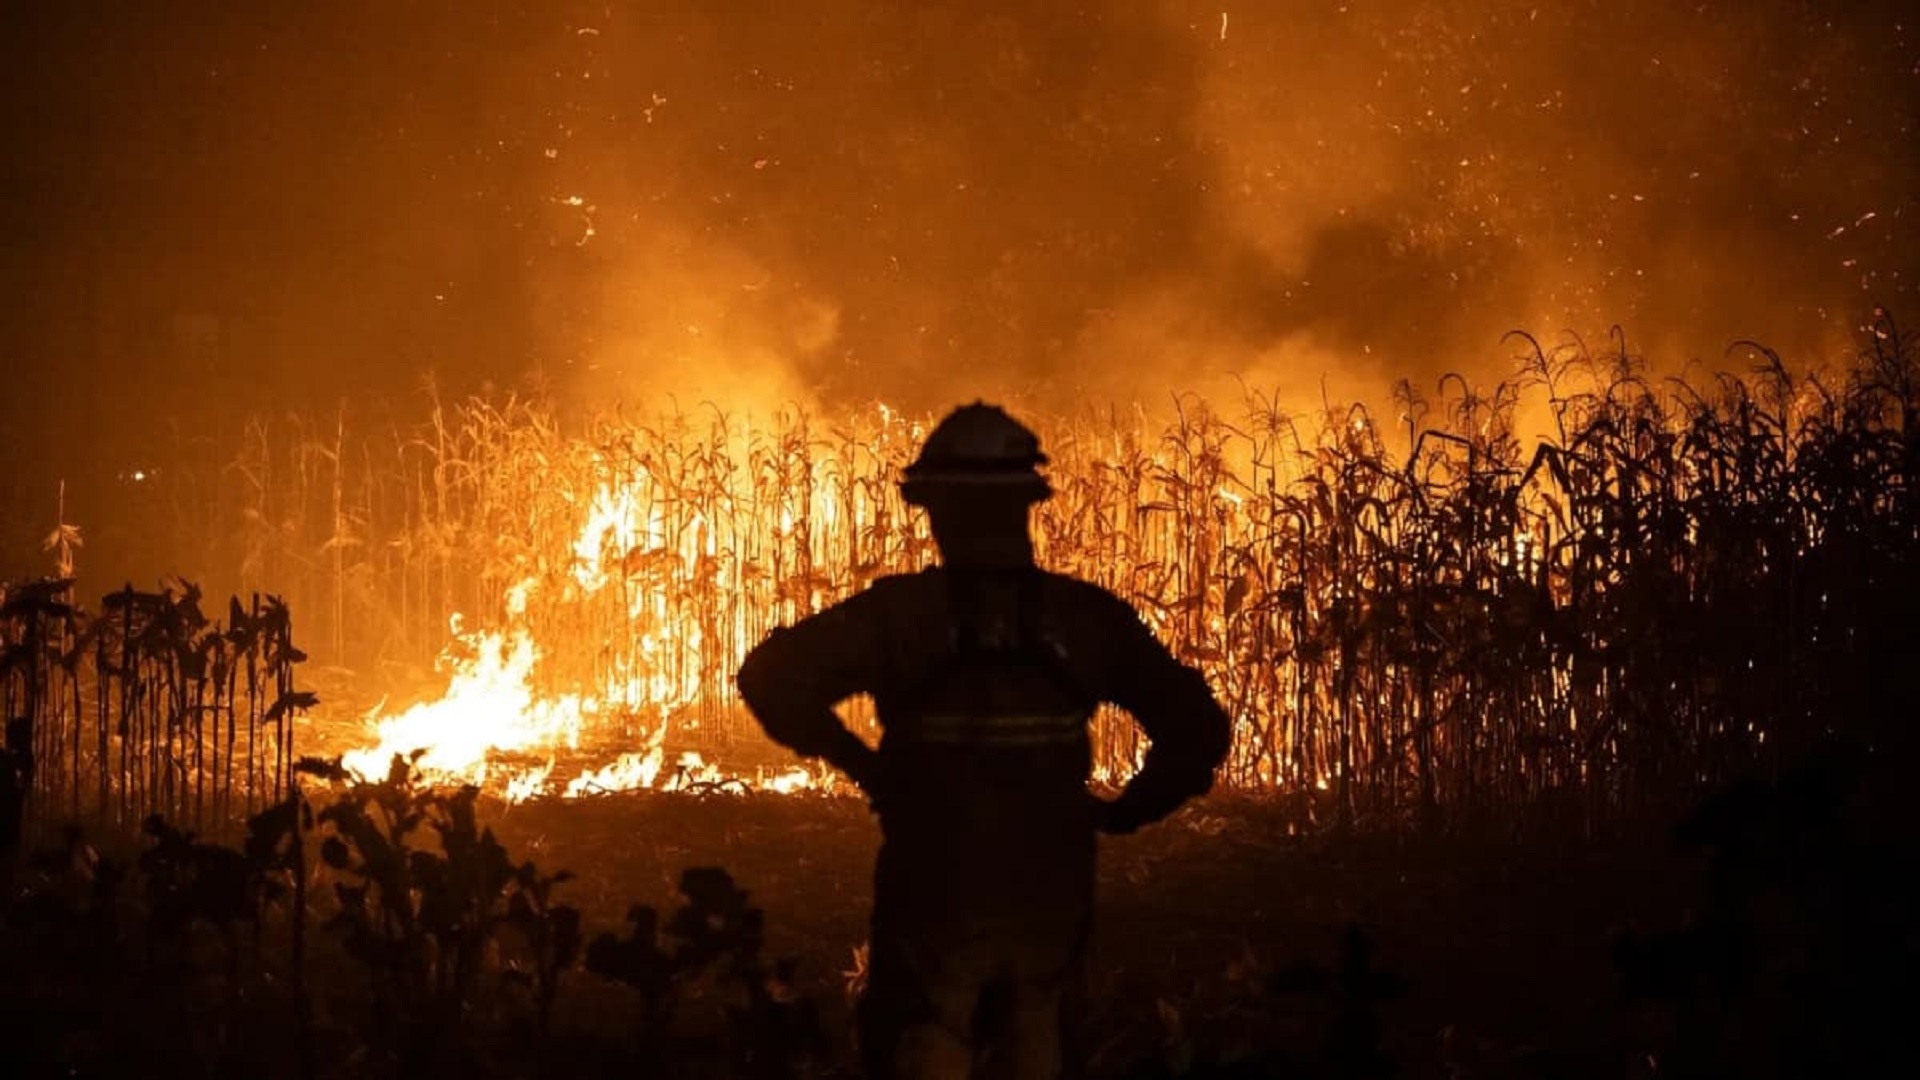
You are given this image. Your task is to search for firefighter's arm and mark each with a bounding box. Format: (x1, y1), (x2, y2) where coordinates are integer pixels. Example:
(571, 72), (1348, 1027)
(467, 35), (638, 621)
(1096, 601), (1233, 834)
(734, 593), (886, 792)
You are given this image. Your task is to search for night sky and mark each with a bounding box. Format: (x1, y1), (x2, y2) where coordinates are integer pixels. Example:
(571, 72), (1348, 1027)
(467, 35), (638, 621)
(2, 0), (1915, 576)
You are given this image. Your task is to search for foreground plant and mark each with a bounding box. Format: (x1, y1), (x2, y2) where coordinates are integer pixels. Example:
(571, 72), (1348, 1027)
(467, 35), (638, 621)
(587, 865), (824, 1077)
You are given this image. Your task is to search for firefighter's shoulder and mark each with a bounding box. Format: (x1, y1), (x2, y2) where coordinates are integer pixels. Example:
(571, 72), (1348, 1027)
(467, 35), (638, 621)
(863, 567), (944, 597)
(836, 568), (946, 617)
(866, 568), (941, 590)
(1036, 569), (1131, 610)
(1036, 571), (1153, 633)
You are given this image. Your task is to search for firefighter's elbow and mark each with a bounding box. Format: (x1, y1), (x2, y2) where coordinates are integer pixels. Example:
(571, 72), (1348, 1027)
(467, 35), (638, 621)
(733, 641), (781, 717)
(1180, 701), (1233, 798)
(1172, 667), (1234, 765)
(1200, 711), (1233, 770)
(1190, 769), (1220, 802)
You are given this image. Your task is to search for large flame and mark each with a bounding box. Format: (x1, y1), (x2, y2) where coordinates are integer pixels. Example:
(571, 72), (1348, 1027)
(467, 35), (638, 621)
(339, 459), (851, 800)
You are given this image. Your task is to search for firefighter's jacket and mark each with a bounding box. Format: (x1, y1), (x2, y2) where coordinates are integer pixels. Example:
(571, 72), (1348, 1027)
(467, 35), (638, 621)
(736, 566), (1232, 931)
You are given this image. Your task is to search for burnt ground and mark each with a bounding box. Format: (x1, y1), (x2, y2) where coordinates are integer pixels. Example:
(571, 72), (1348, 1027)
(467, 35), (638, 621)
(477, 791), (1707, 1080)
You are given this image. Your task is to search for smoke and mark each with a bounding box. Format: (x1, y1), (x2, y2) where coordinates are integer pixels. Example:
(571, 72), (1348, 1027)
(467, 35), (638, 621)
(2, 1), (1916, 450)
(1, 0), (1911, 588)
(516, 2), (1215, 415)
(432, 0), (1910, 422)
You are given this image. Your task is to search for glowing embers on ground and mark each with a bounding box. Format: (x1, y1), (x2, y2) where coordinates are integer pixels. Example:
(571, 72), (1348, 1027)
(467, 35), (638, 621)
(337, 615), (837, 801)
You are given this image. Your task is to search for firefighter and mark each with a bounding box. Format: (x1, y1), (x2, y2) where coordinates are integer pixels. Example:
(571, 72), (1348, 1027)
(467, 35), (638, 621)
(736, 402), (1232, 1080)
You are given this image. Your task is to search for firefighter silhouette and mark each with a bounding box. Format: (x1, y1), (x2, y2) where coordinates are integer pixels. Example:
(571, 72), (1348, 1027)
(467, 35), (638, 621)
(737, 402), (1232, 1080)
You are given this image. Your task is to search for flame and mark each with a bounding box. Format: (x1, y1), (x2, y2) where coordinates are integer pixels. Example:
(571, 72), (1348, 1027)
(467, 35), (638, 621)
(334, 436), (869, 801)
(504, 760), (555, 803)
(341, 625), (592, 786)
(759, 764), (825, 795)
(564, 747), (664, 798)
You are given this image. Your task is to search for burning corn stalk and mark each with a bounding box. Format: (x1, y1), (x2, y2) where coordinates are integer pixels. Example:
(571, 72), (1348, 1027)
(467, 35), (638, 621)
(152, 316), (1916, 824)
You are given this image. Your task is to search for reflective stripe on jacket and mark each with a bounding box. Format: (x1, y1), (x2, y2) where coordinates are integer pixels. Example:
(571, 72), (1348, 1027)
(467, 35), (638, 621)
(736, 566), (1232, 829)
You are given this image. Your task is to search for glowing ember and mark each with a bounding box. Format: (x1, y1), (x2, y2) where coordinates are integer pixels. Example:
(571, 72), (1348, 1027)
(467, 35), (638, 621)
(503, 760), (555, 804)
(563, 747), (665, 798)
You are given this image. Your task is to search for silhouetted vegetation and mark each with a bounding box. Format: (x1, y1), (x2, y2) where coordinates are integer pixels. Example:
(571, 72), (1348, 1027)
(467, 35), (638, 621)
(2, 733), (1913, 1077)
(1613, 739), (1912, 1079)
(117, 313), (1919, 821)
(4, 314), (1912, 1076)
(0, 759), (841, 1079)
(1, 579), (307, 841)
(586, 865), (825, 1077)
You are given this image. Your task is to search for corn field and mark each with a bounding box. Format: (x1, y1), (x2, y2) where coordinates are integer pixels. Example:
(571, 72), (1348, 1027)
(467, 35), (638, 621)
(131, 315), (1917, 827)
(0, 579), (309, 840)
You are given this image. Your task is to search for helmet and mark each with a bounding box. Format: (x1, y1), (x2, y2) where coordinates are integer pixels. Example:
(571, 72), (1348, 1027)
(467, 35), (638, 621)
(900, 402), (1051, 506)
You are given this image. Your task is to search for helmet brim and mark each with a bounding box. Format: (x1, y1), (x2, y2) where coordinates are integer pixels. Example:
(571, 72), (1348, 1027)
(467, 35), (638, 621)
(899, 473), (1052, 507)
